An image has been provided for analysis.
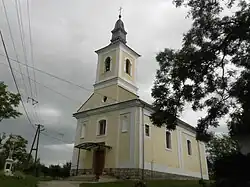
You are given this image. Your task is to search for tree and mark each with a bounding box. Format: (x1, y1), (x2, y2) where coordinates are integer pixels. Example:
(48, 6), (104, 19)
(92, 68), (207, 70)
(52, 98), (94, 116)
(151, 0), (250, 142)
(206, 134), (239, 178)
(0, 133), (29, 170)
(0, 82), (21, 122)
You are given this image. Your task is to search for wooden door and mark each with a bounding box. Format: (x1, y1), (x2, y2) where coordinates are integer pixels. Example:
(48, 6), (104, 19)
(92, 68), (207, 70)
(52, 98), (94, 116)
(93, 149), (105, 175)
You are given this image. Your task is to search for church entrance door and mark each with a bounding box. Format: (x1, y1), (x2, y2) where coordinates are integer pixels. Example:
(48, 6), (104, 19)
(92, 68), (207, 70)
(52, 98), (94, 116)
(93, 149), (105, 176)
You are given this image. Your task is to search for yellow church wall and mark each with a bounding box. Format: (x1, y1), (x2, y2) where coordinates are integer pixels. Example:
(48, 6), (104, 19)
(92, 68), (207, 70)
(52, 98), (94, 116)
(77, 110), (119, 169)
(143, 115), (180, 169)
(78, 85), (118, 112)
(181, 132), (206, 174)
(118, 133), (130, 164)
(117, 86), (138, 102)
(98, 49), (117, 82)
(120, 50), (135, 82)
(78, 85), (137, 112)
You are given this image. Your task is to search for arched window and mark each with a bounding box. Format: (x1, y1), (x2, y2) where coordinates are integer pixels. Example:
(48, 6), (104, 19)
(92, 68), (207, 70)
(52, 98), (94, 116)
(105, 57), (111, 72)
(98, 119), (106, 135)
(125, 59), (131, 75)
(165, 131), (171, 149)
(187, 140), (192, 155)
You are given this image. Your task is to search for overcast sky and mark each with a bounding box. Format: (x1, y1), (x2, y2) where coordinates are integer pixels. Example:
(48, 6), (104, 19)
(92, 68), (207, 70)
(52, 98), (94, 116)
(0, 0), (228, 166)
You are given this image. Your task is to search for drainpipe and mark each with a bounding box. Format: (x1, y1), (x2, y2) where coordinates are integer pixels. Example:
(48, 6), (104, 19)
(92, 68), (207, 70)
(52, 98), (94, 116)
(197, 140), (203, 180)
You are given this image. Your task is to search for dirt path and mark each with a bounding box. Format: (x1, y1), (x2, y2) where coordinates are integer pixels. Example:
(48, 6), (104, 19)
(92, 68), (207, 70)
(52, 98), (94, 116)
(39, 181), (81, 187)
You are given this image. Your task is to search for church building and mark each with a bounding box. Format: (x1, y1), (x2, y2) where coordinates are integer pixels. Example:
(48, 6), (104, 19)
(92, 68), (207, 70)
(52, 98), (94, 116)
(71, 14), (209, 180)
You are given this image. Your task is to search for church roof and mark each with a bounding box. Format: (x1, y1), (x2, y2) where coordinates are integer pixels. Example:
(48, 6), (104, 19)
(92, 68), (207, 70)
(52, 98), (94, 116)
(95, 41), (141, 57)
(73, 98), (196, 134)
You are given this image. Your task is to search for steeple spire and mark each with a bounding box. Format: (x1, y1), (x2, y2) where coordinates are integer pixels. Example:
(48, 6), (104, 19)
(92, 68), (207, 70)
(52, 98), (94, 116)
(110, 8), (127, 44)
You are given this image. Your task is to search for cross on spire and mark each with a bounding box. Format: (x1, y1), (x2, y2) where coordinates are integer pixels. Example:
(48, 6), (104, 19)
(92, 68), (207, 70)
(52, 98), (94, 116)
(119, 7), (122, 18)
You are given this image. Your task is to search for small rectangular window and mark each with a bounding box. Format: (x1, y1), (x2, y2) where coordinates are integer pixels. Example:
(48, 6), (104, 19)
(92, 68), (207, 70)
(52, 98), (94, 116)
(98, 120), (106, 135)
(187, 140), (192, 155)
(165, 131), (172, 149)
(145, 124), (150, 137)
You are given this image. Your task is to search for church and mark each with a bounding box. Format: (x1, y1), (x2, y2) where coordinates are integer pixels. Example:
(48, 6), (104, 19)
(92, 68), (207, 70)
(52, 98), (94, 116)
(71, 14), (209, 180)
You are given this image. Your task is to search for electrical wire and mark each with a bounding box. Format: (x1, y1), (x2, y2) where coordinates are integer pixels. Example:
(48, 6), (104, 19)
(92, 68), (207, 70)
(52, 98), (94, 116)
(0, 62), (82, 104)
(26, 0), (38, 99)
(1, 0), (29, 96)
(0, 53), (119, 103)
(0, 30), (36, 130)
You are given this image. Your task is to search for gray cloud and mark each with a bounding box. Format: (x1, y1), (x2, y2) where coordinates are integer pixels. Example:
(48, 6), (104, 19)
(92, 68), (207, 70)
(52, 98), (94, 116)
(0, 0), (228, 165)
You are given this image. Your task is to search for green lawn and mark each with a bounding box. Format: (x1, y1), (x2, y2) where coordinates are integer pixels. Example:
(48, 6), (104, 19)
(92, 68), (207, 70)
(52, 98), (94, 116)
(0, 174), (38, 187)
(80, 180), (205, 187)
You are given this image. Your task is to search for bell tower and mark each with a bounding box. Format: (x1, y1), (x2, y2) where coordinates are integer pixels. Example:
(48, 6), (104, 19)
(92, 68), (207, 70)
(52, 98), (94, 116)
(94, 13), (141, 96)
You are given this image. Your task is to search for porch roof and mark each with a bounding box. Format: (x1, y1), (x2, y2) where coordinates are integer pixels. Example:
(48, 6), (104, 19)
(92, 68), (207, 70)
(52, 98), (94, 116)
(75, 142), (112, 151)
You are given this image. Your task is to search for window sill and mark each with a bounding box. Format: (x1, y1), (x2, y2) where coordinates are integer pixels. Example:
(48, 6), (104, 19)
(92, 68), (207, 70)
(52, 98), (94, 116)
(165, 148), (172, 152)
(80, 137), (85, 139)
(97, 134), (106, 138)
(121, 130), (128, 133)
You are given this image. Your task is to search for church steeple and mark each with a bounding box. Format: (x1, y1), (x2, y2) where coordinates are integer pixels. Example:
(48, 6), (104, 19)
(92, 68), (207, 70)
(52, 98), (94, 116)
(94, 12), (140, 95)
(110, 11), (127, 44)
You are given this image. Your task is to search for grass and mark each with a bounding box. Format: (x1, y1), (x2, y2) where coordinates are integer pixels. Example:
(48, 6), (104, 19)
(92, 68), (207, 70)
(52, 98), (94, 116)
(0, 171), (38, 187)
(80, 180), (206, 187)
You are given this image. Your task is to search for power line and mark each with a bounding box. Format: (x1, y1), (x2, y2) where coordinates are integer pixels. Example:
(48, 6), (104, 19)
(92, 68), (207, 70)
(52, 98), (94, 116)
(0, 30), (36, 130)
(13, 0), (41, 124)
(0, 53), (119, 103)
(1, 0), (29, 96)
(0, 62), (82, 104)
(26, 0), (38, 99)
(41, 131), (72, 144)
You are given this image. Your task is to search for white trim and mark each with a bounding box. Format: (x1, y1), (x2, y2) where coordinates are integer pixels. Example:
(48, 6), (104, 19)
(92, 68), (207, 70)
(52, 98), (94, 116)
(139, 107), (143, 168)
(202, 143), (209, 177)
(177, 129), (184, 169)
(143, 108), (152, 117)
(130, 107), (136, 167)
(117, 78), (138, 94)
(93, 77), (138, 94)
(119, 43), (140, 59)
(95, 55), (100, 83)
(115, 48), (120, 77)
(96, 117), (108, 137)
(181, 128), (196, 138)
(141, 162), (209, 180)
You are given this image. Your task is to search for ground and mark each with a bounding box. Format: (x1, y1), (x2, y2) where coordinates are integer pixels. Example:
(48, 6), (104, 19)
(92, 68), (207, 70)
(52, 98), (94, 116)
(38, 180), (204, 187)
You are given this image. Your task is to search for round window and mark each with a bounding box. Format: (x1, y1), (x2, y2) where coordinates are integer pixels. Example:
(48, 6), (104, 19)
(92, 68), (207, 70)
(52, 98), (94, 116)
(103, 96), (108, 102)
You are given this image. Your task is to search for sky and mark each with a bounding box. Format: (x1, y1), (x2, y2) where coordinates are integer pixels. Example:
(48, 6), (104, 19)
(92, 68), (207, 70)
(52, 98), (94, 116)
(0, 0), (228, 166)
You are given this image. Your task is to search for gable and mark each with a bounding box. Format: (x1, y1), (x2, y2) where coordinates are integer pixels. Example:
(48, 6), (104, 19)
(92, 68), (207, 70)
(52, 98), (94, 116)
(77, 85), (138, 113)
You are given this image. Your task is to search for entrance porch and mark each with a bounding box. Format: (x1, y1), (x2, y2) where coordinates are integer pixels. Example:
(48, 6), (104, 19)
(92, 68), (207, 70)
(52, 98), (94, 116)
(74, 142), (112, 177)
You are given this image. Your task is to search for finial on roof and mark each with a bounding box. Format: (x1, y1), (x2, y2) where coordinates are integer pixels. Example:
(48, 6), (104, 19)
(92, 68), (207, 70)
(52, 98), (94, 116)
(110, 7), (127, 44)
(119, 7), (122, 19)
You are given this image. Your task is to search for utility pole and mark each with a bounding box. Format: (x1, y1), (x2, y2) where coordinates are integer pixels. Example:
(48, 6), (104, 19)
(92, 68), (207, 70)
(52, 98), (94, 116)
(26, 124), (44, 177)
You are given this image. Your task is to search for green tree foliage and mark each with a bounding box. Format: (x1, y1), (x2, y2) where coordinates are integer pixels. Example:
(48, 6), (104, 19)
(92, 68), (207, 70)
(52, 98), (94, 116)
(0, 134), (29, 170)
(151, 0), (250, 140)
(0, 82), (21, 122)
(207, 134), (239, 163)
(206, 134), (240, 178)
